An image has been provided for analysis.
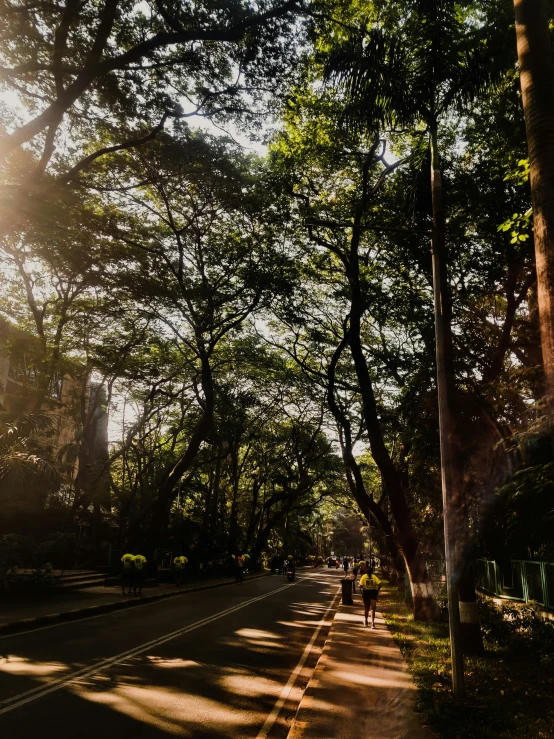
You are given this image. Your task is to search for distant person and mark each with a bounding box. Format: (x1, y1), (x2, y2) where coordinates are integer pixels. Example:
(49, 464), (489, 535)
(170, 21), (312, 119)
(286, 554), (295, 574)
(359, 566), (382, 628)
(133, 551), (147, 596)
(352, 560), (360, 592)
(357, 560), (367, 592)
(173, 555), (188, 587)
(236, 555), (244, 584)
(120, 551), (135, 596)
(343, 558), (349, 574)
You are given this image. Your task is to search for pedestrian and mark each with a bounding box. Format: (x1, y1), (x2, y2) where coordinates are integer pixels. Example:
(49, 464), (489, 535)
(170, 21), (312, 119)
(236, 555), (244, 584)
(173, 555), (188, 587)
(120, 550), (135, 596)
(343, 557), (349, 574)
(359, 566), (382, 628)
(352, 559), (359, 593)
(132, 551), (147, 596)
(286, 554), (296, 575)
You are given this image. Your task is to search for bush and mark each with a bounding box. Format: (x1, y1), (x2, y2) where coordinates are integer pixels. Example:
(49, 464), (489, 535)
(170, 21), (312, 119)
(0, 534), (33, 575)
(479, 598), (554, 672)
(36, 532), (77, 569)
(0, 532), (77, 593)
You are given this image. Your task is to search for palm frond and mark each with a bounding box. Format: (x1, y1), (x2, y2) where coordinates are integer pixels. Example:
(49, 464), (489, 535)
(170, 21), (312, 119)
(0, 411), (55, 440)
(324, 28), (417, 134)
(324, 1), (500, 133)
(0, 451), (60, 488)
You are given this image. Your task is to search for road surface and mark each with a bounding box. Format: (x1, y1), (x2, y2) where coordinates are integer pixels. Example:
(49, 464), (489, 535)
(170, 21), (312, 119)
(0, 569), (342, 738)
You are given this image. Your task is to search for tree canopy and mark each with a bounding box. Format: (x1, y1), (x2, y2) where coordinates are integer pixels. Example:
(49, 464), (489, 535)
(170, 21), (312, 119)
(1, 0), (553, 633)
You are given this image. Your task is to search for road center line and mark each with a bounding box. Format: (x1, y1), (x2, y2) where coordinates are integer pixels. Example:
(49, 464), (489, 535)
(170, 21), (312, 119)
(255, 584), (341, 739)
(0, 577), (307, 715)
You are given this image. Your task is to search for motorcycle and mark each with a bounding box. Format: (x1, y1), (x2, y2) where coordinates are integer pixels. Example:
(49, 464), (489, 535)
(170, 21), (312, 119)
(286, 567), (295, 582)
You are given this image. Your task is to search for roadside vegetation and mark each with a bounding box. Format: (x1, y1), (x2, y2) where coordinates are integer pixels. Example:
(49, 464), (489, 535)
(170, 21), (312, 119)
(381, 585), (554, 739)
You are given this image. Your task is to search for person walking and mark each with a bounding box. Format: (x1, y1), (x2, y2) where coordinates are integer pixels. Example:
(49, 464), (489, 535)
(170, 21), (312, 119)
(359, 566), (382, 628)
(132, 551), (147, 596)
(120, 550), (135, 596)
(343, 557), (349, 574)
(236, 555), (244, 584)
(173, 555), (188, 587)
(352, 559), (359, 593)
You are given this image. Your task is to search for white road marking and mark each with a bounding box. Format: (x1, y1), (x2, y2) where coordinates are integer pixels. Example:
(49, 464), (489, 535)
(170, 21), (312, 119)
(0, 578), (306, 715)
(254, 585), (340, 739)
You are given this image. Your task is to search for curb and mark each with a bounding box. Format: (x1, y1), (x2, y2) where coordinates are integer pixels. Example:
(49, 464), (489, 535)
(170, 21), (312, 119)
(0, 570), (274, 636)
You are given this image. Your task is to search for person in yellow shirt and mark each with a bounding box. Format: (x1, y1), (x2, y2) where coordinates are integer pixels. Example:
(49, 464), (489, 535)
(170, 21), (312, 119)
(132, 552), (147, 596)
(120, 551), (135, 596)
(359, 566), (381, 628)
(173, 555), (188, 587)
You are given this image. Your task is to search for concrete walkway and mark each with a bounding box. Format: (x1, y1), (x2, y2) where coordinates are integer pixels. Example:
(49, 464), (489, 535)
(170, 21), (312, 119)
(288, 602), (433, 739)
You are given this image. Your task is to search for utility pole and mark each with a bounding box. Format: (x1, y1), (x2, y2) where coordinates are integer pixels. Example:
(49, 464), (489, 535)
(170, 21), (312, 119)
(304, 167), (466, 694)
(430, 127), (465, 698)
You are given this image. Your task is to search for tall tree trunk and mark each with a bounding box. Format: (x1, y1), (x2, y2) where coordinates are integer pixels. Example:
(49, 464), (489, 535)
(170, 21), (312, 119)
(243, 478), (262, 553)
(227, 445), (240, 555)
(345, 156), (436, 620)
(347, 303), (435, 619)
(209, 439), (223, 541)
(326, 331), (405, 573)
(126, 352), (214, 544)
(515, 0), (554, 433)
(430, 124), (484, 658)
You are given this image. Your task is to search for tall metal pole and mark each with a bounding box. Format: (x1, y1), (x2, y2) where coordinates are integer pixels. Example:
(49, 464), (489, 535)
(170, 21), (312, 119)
(430, 125), (465, 698)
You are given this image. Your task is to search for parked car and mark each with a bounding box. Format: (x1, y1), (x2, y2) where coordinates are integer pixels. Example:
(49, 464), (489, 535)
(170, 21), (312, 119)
(327, 557), (339, 568)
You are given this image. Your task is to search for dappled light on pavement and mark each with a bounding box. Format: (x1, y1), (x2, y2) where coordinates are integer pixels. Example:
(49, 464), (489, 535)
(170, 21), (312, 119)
(288, 608), (431, 739)
(0, 571), (342, 738)
(0, 654), (68, 677)
(145, 657), (202, 669)
(72, 683), (249, 737)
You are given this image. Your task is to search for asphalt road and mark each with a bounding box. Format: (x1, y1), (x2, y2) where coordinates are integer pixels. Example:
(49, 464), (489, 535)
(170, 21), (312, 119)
(0, 569), (342, 739)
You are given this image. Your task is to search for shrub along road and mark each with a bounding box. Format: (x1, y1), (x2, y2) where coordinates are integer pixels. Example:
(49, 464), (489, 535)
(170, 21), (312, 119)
(0, 569), (341, 738)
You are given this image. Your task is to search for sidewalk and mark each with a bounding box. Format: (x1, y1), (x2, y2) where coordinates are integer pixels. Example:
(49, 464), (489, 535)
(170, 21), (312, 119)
(288, 601), (433, 739)
(0, 573), (267, 634)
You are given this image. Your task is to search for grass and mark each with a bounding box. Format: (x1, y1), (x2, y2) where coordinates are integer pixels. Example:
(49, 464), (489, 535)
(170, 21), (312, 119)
(379, 584), (554, 739)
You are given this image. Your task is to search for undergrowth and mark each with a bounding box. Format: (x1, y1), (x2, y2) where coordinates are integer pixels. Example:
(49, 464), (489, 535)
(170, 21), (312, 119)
(380, 585), (554, 739)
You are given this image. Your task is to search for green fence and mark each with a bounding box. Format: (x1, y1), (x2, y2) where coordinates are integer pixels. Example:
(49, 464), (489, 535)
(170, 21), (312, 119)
(476, 559), (554, 611)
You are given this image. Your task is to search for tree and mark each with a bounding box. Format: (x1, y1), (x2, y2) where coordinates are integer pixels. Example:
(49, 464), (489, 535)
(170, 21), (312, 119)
(0, 0), (307, 247)
(513, 0), (554, 434)
(322, 0), (504, 665)
(102, 130), (297, 541)
(270, 90), (440, 618)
